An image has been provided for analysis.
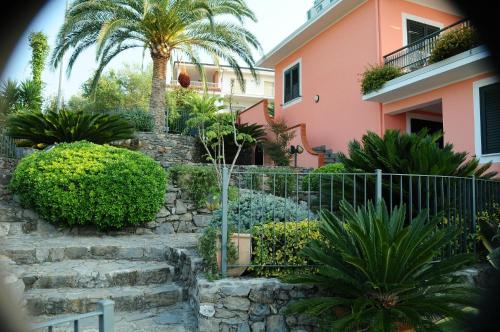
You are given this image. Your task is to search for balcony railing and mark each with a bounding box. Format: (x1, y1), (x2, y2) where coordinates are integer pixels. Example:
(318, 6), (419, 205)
(384, 18), (474, 73)
(169, 80), (220, 90)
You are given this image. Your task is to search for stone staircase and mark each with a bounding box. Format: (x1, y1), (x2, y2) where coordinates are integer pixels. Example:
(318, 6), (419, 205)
(312, 145), (338, 164)
(0, 203), (203, 331)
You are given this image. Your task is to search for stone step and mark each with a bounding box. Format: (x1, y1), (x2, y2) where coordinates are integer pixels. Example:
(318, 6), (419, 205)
(30, 302), (197, 332)
(26, 284), (185, 316)
(14, 260), (175, 290)
(0, 234), (200, 264)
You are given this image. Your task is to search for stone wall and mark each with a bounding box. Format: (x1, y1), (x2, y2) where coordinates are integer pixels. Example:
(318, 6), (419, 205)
(116, 132), (200, 166)
(0, 157), (17, 201)
(193, 277), (322, 332)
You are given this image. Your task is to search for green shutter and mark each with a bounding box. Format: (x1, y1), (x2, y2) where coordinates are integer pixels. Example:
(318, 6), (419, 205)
(480, 82), (500, 154)
(407, 19), (440, 44)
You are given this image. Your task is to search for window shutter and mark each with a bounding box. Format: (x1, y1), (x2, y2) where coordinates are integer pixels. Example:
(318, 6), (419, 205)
(407, 19), (440, 44)
(480, 82), (500, 154)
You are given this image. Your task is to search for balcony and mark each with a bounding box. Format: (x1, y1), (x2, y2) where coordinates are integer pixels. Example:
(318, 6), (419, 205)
(169, 80), (220, 90)
(384, 19), (476, 73)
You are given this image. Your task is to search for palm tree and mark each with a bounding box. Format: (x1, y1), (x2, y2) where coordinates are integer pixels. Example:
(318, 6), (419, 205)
(51, 0), (261, 134)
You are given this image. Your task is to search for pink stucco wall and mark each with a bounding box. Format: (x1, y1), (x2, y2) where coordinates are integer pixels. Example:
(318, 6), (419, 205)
(383, 72), (500, 174)
(274, 0), (381, 155)
(378, 0), (461, 57)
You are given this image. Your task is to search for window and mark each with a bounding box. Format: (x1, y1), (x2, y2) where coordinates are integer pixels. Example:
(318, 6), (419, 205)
(406, 19), (440, 44)
(284, 62), (300, 104)
(479, 82), (500, 155)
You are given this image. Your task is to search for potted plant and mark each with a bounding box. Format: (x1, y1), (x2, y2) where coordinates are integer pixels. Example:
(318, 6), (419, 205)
(216, 232), (252, 277)
(198, 224), (252, 278)
(283, 200), (476, 331)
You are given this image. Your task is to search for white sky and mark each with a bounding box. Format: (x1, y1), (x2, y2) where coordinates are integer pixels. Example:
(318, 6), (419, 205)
(1, 0), (313, 100)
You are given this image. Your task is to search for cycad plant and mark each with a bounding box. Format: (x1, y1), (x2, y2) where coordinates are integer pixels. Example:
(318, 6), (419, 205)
(338, 129), (495, 178)
(51, 0), (261, 133)
(6, 109), (135, 147)
(285, 201), (476, 332)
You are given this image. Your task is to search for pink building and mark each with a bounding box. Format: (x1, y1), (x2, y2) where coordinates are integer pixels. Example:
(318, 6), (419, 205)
(239, 0), (499, 173)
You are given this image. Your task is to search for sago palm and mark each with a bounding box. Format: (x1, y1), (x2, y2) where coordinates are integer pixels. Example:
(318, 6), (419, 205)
(285, 201), (477, 331)
(7, 109), (135, 147)
(51, 0), (261, 133)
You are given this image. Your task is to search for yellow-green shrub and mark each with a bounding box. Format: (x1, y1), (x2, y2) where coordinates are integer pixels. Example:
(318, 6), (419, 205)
(10, 141), (166, 229)
(251, 220), (322, 277)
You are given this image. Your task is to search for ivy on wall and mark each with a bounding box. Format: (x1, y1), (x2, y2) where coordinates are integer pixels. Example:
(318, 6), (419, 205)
(28, 31), (49, 112)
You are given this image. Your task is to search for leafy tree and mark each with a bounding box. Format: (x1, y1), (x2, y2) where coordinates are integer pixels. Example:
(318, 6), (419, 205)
(51, 0), (261, 134)
(338, 129), (495, 178)
(186, 94), (254, 188)
(264, 118), (295, 166)
(0, 79), (42, 119)
(285, 200), (476, 331)
(28, 32), (49, 112)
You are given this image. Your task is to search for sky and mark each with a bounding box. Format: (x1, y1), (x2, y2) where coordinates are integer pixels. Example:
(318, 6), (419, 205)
(1, 0), (313, 101)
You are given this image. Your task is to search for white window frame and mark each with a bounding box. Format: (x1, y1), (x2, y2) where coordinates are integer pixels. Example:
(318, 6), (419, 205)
(406, 112), (443, 134)
(402, 13), (444, 46)
(473, 76), (500, 163)
(282, 58), (302, 109)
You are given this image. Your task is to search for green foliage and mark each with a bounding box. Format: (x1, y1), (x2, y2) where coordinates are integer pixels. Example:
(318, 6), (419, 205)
(51, 0), (261, 132)
(168, 164), (219, 208)
(28, 31), (49, 112)
(68, 65), (152, 113)
(198, 224), (238, 278)
(10, 141), (166, 229)
(285, 201), (476, 331)
(117, 108), (154, 132)
(264, 118), (295, 166)
(477, 203), (500, 269)
(361, 64), (402, 94)
(251, 220), (322, 277)
(302, 163), (345, 191)
(338, 129), (495, 178)
(211, 191), (314, 231)
(242, 167), (297, 198)
(6, 109), (135, 148)
(429, 26), (481, 64)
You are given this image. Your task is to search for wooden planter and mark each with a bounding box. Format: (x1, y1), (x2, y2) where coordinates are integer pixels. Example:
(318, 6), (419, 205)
(216, 233), (252, 277)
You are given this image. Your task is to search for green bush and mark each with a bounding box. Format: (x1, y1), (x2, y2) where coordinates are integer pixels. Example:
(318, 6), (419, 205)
(285, 201), (476, 331)
(251, 220), (322, 277)
(10, 141), (166, 229)
(360, 64), (402, 94)
(477, 203), (500, 269)
(6, 109), (135, 148)
(211, 191), (314, 230)
(429, 26), (480, 64)
(168, 164), (219, 208)
(117, 108), (154, 132)
(241, 167), (297, 197)
(301, 163), (345, 191)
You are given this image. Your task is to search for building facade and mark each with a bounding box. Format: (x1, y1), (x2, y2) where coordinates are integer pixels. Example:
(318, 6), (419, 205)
(168, 62), (275, 112)
(239, 0), (499, 173)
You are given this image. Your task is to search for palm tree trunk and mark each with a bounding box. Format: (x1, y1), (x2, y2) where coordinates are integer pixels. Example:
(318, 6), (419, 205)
(150, 55), (168, 134)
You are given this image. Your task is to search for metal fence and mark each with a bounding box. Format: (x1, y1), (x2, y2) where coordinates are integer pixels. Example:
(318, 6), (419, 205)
(384, 18), (473, 73)
(167, 107), (196, 136)
(31, 300), (114, 332)
(219, 168), (500, 277)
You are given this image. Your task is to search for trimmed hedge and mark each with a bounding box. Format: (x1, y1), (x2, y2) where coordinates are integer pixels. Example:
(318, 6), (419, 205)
(251, 220), (322, 277)
(10, 141), (166, 229)
(361, 64), (402, 94)
(429, 26), (480, 64)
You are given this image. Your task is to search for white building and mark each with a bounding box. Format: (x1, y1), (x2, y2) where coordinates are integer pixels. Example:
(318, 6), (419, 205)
(168, 61), (274, 112)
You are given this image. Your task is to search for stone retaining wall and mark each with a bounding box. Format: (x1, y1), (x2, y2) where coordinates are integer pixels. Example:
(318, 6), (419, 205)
(0, 157), (17, 201)
(193, 277), (322, 332)
(116, 132), (200, 166)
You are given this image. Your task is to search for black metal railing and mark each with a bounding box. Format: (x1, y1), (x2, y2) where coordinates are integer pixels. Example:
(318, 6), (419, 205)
(167, 107), (196, 136)
(384, 18), (473, 73)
